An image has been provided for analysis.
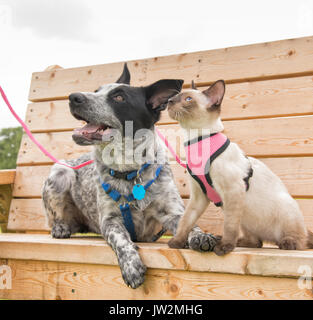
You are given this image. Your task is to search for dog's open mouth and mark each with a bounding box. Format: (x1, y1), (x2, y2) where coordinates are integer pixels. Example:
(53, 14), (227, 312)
(73, 123), (113, 141)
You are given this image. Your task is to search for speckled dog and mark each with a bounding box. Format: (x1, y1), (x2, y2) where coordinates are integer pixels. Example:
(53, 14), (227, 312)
(42, 64), (217, 289)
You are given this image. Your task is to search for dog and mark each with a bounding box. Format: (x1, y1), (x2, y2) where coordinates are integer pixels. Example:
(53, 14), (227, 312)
(166, 80), (313, 255)
(42, 64), (217, 289)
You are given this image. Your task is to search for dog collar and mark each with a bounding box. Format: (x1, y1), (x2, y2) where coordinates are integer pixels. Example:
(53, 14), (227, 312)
(109, 163), (151, 181)
(101, 165), (165, 242)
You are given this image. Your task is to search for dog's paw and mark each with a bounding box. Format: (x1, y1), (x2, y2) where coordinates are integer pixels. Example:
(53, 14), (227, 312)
(188, 231), (217, 252)
(51, 223), (71, 239)
(213, 240), (235, 256)
(120, 255), (147, 289)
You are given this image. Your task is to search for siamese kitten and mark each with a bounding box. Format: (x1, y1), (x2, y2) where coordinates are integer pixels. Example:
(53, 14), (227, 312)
(167, 80), (313, 255)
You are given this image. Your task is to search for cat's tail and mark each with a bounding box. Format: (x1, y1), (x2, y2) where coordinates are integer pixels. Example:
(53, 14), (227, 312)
(306, 230), (313, 249)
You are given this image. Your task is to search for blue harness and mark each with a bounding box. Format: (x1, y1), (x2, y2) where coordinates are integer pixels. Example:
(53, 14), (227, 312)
(101, 164), (164, 242)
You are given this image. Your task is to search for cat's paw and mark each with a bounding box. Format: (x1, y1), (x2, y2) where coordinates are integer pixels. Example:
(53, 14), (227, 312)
(278, 236), (298, 250)
(213, 239), (235, 256)
(168, 237), (186, 249)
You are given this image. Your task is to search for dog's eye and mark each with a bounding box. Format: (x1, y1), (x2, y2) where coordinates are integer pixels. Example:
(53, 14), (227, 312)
(185, 96), (192, 102)
(113, 95), (124, 102)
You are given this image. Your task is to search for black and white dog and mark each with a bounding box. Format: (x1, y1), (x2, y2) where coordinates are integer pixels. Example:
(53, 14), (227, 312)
(42, 64), (216, 289)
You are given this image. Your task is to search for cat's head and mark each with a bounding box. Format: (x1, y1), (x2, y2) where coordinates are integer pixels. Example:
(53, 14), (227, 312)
(167, 80), (225, 130)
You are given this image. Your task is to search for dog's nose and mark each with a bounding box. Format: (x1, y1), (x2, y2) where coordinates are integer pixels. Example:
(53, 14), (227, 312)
(69, 93), (86, 106)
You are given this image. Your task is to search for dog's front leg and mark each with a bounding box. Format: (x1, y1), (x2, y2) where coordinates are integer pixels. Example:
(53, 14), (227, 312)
(100, 215), (146, 289)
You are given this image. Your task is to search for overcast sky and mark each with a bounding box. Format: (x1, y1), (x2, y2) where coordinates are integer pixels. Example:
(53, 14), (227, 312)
(0, 0), (312, 129)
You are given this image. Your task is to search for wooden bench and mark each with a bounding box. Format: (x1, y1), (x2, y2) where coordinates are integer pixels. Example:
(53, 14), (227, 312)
(0, 36), (313, 300)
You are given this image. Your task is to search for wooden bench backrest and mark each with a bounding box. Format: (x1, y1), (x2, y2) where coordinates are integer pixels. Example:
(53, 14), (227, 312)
(8, 36), (313, 234)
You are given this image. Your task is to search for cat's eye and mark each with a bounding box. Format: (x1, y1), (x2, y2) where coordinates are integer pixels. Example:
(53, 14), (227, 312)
(113, 95), (124, 102)
(185, 96), (192, 102)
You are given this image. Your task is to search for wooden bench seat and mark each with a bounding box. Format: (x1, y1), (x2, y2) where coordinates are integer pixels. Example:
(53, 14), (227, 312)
(0, 36), (313, 300)
(0, 233), (313, 300)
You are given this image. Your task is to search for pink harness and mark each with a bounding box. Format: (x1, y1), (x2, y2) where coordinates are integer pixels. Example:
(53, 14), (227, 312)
(184, 133), (230, 207)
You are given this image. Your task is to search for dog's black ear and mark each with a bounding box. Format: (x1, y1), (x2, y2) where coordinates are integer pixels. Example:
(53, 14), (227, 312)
(202, 80), (225, 109)
(145, 79), (184, 111)
(116, 63), (131, 84)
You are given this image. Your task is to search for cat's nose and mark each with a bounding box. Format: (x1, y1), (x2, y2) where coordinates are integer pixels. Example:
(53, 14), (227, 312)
(168, 98), (174, 106)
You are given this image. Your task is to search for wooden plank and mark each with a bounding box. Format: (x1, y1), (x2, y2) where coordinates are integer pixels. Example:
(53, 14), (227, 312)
(29, 36), (313, 101)
(17, 131), (92, 166)
(12, 165), (50, 198)
(25, 101), (86, 133)
(16, 116), (313, 166)
(0, 185), (12, 230)
(7, 197), (219, 233)
(12, 157), (313, 199)
(260, 157), (313, 197)
(1, 258), (311, 300)
(1, 233), (313, 279)
(25, 75), (313, 133)
(0, 170), (16, 185)
(8, 198), (49, 231)
(223, 116), (313, 157)
(7, 197), (313, 234)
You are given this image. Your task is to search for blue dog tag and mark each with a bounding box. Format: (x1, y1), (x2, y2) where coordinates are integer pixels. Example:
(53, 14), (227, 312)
(132, 184), (146, 200)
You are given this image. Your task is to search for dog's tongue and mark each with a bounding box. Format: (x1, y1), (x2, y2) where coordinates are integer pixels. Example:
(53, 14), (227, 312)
(74, 123), (112, 141)
(75, 123), (102, 135)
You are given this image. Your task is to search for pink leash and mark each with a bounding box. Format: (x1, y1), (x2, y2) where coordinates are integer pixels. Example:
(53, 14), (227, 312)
(0, 85), (186, 170)
(154, 128), (187, 169)
(0, 86), (93, 170)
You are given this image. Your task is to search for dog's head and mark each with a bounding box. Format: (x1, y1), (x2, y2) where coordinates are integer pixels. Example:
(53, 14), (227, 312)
(69, 64), (184, 145)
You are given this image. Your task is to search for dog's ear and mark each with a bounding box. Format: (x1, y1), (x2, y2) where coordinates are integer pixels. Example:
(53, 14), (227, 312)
(116, 63), (131, 84)
(145, 79), (184, 112)
(202, 80), (225, 110)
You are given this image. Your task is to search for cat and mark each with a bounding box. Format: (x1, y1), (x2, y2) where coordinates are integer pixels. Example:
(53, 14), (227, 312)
(166, 80), (313, 255)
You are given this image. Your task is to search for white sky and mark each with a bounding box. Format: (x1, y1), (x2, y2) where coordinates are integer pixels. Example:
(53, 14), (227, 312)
(0, 0), (312, 129)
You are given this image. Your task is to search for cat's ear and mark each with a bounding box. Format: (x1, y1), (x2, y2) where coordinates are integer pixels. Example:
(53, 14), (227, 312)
(116, 63), (131, 84)
(202, 80), (225, 110)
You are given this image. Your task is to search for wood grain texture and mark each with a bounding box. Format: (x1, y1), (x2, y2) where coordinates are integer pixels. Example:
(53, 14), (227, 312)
(0, 185), (12, 227)
(1, 233), (313, 279)
(8, 198), (49, 231)
(6, 197), (313, 234)
(0, 170), (16, 185)
(29, 36), (313, 101)
(7, 197), (221, 233)
(1, 258), (312, 300)
(25, 75), (313, 133)
(12, 157), (313, 198)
